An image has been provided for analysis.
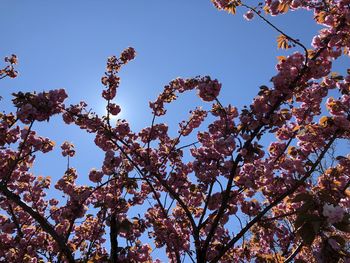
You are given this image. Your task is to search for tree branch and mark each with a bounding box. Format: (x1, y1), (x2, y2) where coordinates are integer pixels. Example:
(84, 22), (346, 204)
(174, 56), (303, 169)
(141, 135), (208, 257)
(0, 185), (75, 263)
(210, 133), (338, 262)
(109, 213), (119, 263)
(284, 243), (303, 263)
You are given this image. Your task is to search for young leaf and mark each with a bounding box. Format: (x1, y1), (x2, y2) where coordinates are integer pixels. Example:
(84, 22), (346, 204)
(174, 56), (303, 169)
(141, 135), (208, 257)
(277, 34), (290, 49)
(291, 192), (313, 203)
(298, 222), (317, 245)
(333, 221), (350, 233)
(278, 2), (289, 13)
(224, 0), (241, 15)
(315, 11), (326, 24)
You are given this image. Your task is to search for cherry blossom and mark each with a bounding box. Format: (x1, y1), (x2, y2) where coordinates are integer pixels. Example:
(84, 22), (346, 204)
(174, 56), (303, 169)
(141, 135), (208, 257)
(0, 1), (350, 262)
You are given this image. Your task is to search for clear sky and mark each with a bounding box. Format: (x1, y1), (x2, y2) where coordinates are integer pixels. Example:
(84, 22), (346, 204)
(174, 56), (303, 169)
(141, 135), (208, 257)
(1, 0), (323, 171)
(1, 0), (348, 260)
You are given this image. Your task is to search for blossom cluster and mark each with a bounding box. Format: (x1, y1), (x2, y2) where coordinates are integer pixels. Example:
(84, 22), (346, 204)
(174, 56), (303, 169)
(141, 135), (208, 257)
(0, 55), (18, 79)
(61, 141), (75, 157)
(149, 76), (221, 116)
(12, 89), (68, 124)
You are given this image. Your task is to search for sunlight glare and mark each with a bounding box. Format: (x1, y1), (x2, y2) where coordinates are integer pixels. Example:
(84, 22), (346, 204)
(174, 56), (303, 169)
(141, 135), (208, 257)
(98, 99), (128, 123)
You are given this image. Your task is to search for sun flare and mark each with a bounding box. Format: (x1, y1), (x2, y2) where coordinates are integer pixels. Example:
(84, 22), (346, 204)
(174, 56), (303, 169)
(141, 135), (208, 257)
(99, 100), (127, 122)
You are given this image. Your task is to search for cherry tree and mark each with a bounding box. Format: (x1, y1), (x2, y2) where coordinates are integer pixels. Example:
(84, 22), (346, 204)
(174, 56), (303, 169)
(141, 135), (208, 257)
(1, 0), (350, 262)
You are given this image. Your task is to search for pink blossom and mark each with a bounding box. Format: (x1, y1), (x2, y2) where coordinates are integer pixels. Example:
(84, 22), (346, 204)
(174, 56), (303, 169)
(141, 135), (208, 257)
(243, 10), (254, 20)
(322, 203), (345, 224)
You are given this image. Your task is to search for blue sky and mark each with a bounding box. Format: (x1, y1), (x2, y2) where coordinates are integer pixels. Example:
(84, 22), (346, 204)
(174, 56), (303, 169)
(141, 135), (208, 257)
(1, 0), (322, 167)
(1, 0), (347, 261)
